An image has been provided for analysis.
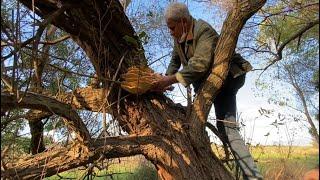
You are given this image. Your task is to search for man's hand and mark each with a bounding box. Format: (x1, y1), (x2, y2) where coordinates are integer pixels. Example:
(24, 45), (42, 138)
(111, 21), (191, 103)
(151, 75), (178, 92)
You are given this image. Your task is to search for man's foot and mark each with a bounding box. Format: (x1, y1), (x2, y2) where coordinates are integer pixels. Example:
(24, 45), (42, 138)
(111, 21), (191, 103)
(248, 178), (263, 180)
(246, 174), (263, 180)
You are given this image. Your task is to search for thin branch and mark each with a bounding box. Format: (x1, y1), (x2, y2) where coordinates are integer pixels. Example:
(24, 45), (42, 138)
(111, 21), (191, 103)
(1, 35), (70, 47)
(246, 2), (319, 29)
(148, 52), (171, 66)
(205, 122), (223, 141)
(38, 35), (70, 45)
(1, 6), (68, 61)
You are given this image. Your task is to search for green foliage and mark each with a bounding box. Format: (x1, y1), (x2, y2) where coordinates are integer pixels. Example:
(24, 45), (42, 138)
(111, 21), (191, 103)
(138, 31), (150, 45)
(1, 136), (31, 153)
(44, 117), (64, 132)
(52, 38), (69, 59)
(1, 111), (29, 153)
(123, 35), (140, 49)
(259, 0), (319, 48)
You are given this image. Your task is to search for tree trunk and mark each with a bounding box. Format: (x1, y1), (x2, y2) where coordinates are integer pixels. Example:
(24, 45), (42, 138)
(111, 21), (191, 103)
(286, 66), (319, 144)
(126, 96), (234, 179)
(28, 119), (46, 154)
(1, 0), (266, 179)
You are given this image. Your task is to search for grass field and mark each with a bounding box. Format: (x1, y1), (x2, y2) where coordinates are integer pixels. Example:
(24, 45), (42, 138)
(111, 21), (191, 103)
(46, 146), (318, 180)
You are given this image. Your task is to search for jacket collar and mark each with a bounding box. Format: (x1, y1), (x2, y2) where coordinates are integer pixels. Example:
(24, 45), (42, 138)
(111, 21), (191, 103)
(178, 17), (194, 43)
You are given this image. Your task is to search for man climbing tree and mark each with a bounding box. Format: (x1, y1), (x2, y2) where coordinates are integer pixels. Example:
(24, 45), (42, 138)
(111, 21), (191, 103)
(151, 3), (262, 180)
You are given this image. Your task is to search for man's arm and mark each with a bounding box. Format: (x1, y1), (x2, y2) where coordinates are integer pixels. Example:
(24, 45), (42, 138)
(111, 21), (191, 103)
(151, 43), (180, 92)
(165, 44), (181, 75)
(151, 75), (178, 92)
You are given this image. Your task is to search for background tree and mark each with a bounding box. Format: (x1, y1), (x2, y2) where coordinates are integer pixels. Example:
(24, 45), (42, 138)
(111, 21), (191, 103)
(246, 0), (319, 144)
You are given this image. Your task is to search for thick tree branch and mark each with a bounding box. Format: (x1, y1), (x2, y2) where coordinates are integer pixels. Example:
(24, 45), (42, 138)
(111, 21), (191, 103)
(0, 87), (110, 128)
(1, 135), (157, 179)
(1, 92), (91, 144)
(57, 87), (109, 112)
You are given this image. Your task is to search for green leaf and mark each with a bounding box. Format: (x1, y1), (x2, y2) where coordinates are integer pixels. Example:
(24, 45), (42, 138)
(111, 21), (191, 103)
(147, 11), (153, 17)
(123, 35), (139, 48)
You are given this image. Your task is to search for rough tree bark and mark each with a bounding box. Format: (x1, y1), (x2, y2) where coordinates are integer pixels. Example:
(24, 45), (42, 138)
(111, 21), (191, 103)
(1, 0), (266, 179)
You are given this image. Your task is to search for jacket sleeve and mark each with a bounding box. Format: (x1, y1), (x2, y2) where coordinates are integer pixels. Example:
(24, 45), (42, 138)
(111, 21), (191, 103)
(175, 26), (217, 86)
(165, 43), (181, 75)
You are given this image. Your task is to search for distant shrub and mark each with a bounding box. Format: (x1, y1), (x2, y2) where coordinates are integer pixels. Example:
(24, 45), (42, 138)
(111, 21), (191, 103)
(131, 165), (158, 180)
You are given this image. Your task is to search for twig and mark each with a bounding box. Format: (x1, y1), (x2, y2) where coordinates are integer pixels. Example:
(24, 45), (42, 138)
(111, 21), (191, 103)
(38, 35), (70, 45)
(148, 53), (171, 66)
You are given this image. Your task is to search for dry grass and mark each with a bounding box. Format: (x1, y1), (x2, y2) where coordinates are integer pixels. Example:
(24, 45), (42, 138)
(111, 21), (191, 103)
(47, 146), (318, 179)
(211, 144), (319, 180)
(252, 146), (319, 180)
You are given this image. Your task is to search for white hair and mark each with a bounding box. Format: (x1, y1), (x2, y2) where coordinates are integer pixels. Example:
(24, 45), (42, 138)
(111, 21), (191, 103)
(165, 2), (191, 22)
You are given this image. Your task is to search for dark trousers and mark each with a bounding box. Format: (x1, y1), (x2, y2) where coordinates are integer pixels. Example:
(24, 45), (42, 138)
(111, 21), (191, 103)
(213, 74), (262, 179)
